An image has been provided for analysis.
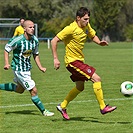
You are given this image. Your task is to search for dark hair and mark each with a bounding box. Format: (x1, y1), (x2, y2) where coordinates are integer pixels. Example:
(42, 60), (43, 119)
(19, 18), (25, 21)
(76, 7), (90, 18)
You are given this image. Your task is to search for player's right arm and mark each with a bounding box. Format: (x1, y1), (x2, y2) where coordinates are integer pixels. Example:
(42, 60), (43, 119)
(4, 50), (10, 70)
(51, 36), (60, 70)
(51, 25), (72, 70)
(4, 39), (17, 70)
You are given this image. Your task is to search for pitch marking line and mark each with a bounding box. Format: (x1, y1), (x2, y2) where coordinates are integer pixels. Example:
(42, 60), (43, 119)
(0, 97), (132, 109)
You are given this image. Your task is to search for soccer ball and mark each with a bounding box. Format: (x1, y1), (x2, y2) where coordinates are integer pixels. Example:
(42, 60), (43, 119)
(120, 81), (133, 96)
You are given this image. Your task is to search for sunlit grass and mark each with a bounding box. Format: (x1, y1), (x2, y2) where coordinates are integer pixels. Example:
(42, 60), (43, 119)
(0, 41), (133, 133)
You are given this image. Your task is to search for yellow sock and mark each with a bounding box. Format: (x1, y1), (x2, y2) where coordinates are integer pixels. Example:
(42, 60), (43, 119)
(61, 87), (81, 109)
(93, 82), (106, 110)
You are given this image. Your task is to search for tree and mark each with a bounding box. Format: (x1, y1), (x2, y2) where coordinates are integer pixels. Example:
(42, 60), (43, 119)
(0, 0), (55, 37)
(93, 0), (126, 41)
(42, 0), (93, 37)
(124, 24), (133, 41)
(122, 0), (133, 41)
(0, 0), (133, 41)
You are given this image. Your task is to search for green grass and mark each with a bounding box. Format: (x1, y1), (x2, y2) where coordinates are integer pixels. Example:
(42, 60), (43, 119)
(0, 41), (133, 133)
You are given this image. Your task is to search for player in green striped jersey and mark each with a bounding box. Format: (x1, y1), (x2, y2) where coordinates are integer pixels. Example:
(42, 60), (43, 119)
(0, 20), (54, 116)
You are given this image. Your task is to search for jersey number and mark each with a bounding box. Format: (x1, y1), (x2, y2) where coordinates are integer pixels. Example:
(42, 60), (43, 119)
(25, 82), (29, 88)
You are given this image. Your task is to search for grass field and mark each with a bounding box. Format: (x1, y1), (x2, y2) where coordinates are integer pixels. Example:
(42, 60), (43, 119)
(0, 41), (133, 133)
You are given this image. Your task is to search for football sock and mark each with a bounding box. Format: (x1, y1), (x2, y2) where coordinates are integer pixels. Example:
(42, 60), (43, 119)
(0, 83), (17, 91)
(93, 82), (106, 110)
(31, 95), (45, 114)
(61, 87), (81, 109)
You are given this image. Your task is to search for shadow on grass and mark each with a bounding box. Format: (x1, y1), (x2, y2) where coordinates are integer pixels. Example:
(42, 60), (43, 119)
(5, 110), (38, 115)
(70, 117), (132, 124)
(52, 116), (132, 125)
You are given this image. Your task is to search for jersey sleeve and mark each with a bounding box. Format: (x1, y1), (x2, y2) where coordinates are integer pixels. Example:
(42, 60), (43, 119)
(56, 26), (73, 40)
(32, 36), (39, 55)
(5, 38), (17, 52)
(87, 23), (96, 38)
(33, 45), (39, 55)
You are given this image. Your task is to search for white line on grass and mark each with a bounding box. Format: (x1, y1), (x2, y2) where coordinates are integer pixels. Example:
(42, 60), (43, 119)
(0, 97), (132, 109)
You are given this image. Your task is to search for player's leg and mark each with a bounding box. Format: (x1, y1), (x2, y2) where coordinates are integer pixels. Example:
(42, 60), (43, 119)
(0, 82), (24, 93)
(0, 83), (17, 91)
(91, 73), (106, 109)
(14, 70), (54, 116)
(57, 83), (82, 120)
(15, 83), (25, 93)
(91, 72), (117, 114)
(61, 81), (84, 109)
(30, 87), (45, 114)
(0, 70), (25, 93)
(30, 87), (54, 116)
(57, 81), (84, 120)
(57, 61), (87, 120)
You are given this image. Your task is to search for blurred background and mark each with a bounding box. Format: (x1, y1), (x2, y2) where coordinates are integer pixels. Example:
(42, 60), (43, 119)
(0, 0), (133, 42)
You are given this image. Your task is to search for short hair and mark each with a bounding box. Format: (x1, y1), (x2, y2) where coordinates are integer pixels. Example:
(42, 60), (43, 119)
(76, 7), (90, 18)
(19, 18), (25, 22)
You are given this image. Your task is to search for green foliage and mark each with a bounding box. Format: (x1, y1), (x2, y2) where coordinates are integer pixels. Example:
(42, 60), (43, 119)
(0, 0), (133, 41)
(41, 0), (93, 37)
(93, 0), (126, 40)
(124, 0), (133, 24)
(124, 24), (133, 41)
(42, 16), (73, 37)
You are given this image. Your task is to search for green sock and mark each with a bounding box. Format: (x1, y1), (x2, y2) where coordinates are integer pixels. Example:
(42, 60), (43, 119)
(0, 83), (17, 91)
(31, 95), (45, 114)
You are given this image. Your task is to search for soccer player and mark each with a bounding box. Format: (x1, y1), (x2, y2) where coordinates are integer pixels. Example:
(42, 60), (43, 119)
(51, 7), (117, 120)
(0, 20), (54, 116)
(13, 18), (25, 37)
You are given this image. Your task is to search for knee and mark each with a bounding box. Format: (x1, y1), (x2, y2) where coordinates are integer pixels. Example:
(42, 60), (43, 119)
(30, 87), (38, 96)
(92, 73), (101, 82)
(96, 76), (101, 82)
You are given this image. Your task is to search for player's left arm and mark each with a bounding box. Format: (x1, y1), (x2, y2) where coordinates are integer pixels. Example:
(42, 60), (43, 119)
(33, 54), (46, 73)
(92, 35), (108, 46)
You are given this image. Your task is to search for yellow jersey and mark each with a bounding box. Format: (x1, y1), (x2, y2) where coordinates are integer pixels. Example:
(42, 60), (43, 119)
(57, 21), (96, 66)
(13, 25), (24, 36)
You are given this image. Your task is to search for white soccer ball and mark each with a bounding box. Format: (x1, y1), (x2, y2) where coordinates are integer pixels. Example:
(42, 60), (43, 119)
(120, 81), (133, 96)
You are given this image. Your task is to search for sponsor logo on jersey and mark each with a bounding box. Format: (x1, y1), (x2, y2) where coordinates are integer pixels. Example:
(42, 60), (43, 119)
(23, 50), (32, 57)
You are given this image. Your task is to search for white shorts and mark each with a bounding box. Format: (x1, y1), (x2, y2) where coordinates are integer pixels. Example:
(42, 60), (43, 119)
(13, 71), (35, 91)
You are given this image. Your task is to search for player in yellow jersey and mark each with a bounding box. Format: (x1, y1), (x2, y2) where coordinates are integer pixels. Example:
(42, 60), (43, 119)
(51, 7), (117, 120)
(13, 18), (25, 37)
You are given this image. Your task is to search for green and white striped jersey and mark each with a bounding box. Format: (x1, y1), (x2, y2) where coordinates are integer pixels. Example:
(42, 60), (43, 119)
(5, 34), (39, 72)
